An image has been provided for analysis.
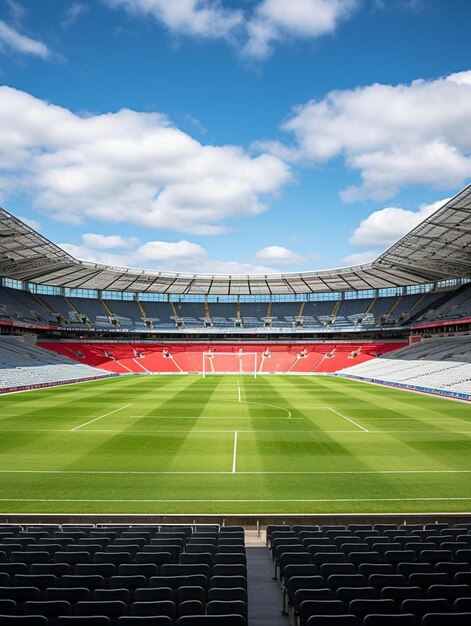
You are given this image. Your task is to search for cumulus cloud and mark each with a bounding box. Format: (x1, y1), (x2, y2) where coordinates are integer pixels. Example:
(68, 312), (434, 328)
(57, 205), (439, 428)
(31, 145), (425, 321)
(18, 215), (41, 231)
(82, 233), (138, 249)
(105, 0), (243, 40)
(62, 2), (88, 28)
(60, 234), (277, 274)
(281, 71), (471, 200)
(0, 86), (290, 235)
(105, 0), (357, 58)
(349, 198), (449, 249)
(255, 244), (304, 264)
(341, 250), (378, 265)
(244, 0), (358, 59)
(0, 19), (51, 58)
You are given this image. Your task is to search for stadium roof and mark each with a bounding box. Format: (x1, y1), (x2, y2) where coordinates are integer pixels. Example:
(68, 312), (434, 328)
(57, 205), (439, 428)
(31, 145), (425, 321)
(0, 184), (470, 296)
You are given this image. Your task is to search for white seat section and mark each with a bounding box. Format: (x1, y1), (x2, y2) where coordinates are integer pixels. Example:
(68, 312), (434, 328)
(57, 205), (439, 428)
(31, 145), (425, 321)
(0, 336), (110, 391)
(339, 336), (471, 396)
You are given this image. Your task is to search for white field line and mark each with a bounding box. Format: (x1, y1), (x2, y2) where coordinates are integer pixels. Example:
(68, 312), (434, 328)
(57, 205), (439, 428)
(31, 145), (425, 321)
(70, 404), (132, 431)
(129, 416), (303, 420)
(1, 429), (470, 434)
(1, 469), (470, 475)
(0, 497), (470, 503)
(232, 431), (238, 473)
(237, 382), (241, 403)
(328, 407), (368, 432)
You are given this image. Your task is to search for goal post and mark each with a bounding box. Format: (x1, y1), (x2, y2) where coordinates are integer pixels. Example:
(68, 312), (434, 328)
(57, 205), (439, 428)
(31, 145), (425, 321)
(202, 351), (258, 378)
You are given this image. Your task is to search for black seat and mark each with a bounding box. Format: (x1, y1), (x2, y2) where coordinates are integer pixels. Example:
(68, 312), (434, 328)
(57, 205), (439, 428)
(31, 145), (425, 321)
(306, 616), (357, 626)
(380, 587), (422, 602)
(421, 614), (471, 626)
(335, 587), (376, 603)
(401, 598), (449, 618)
(130, 600), (177, 618)
(0, 599), (16, 614)
(179, 600), (205, 616)
(57, 618), (110, 625)
(0, 617), (48, 625)
(363, 616), (417, 626)
(427, 583), (470, 601)
(134, 588), (174, 602)
(76, 600), (127, 619)
(45, 587), (91, 602)
(348, 598), (396, 619)
(24, 599), (72, 619)
(206, 600), (247, 619)
(176, 616), (246, 626)
(299, 600), (345, 624)
(93, 588), (131, 603)
(61, 575), (105, 591)
(116, 615), (174, 626)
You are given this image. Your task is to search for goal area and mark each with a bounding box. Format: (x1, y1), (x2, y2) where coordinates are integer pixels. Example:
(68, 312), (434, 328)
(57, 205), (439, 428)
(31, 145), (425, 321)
(202, 351), (258, 377)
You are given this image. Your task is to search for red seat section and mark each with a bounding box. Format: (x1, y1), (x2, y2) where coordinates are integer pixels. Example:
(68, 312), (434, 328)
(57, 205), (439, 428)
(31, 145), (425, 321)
(39, 342), (405, 374)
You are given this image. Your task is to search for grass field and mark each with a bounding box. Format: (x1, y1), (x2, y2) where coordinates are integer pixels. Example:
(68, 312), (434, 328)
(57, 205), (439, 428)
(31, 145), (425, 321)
(0, 374), (470, 515)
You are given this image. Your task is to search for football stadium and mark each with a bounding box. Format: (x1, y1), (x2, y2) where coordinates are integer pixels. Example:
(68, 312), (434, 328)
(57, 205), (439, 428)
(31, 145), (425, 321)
(1, 1), (471, 624)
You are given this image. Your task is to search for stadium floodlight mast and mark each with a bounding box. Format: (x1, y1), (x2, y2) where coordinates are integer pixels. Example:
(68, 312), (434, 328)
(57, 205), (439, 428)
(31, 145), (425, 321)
(202, 350), (258, 378)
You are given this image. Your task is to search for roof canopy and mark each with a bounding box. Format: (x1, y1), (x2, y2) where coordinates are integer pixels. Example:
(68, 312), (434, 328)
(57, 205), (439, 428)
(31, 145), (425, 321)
(1, 185), (470, 295)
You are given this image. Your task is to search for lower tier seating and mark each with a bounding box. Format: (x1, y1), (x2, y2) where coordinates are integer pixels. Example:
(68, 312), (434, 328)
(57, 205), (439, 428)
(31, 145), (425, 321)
(268, 522), (471, 626)
(0, 337), (110, 391)
(39, 342), (404, 376)
(339, 337), (471, 396)
(0, 523), (247, 625)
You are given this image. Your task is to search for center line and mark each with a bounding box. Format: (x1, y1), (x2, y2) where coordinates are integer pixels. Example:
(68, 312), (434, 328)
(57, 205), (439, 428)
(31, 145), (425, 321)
(232, 431), (238, 473)
(329, 407), (369, 432)
(71, 404), (132, 431)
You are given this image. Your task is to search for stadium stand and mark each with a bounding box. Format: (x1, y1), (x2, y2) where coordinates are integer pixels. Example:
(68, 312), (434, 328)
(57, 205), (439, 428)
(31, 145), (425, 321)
(37, 342), (404, 376)
(0, 523), (248, 625)
(1, 285), (463, 332)
(0, 522), (470, 623)
(339, 336), (471, 398)
(0, 337), (110, 392)
(415, 284), (471, 325)
(267, 522), (471, 626)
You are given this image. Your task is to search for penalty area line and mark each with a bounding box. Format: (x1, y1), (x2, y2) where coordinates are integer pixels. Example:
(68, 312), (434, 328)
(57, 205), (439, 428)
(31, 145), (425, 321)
(71, 404), (132, 431)
(329, 407), (368, 432)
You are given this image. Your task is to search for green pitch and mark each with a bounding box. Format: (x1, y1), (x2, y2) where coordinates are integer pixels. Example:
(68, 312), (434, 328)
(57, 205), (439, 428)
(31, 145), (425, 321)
(0, 374), (469, 514)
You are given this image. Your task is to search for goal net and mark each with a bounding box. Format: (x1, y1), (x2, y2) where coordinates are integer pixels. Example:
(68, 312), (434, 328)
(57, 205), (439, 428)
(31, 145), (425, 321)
(202, 351), (258, 377)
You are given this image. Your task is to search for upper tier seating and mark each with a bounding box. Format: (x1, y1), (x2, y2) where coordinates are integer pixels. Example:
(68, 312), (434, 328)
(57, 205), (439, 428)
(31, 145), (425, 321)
(416, 284), (471, 325)
(0, 286), (463, 332)
(0, 337), (109, 391)
(339, 337), (471, 396)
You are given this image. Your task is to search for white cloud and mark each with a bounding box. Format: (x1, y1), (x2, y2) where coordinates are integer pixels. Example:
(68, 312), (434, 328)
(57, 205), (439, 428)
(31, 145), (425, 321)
(255, 244), (304, 264)
(349, 198), (449, 248)
(105, 0), (243, 40)
(18, 215), (41, 231)
(341, 250), (378, 265)
(281, 71), (471, 200)
(244, 0), (358, 59)
(137, 239), (206, 262)
(105, 0), (357, 59)
(0, 19), (50, 58)
(82, 233), (138, 249)
(0, 86), (290, 235)
(60, 235), (277, 274)
(62, 3), (88, 28)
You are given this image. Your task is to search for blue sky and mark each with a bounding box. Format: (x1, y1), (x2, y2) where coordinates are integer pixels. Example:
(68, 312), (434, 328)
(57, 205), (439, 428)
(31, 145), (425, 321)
(0, 0), (470, 274)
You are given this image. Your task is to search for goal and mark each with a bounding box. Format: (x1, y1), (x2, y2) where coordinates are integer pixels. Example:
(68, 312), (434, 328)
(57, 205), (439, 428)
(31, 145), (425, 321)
(202, 351), (258, 377)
